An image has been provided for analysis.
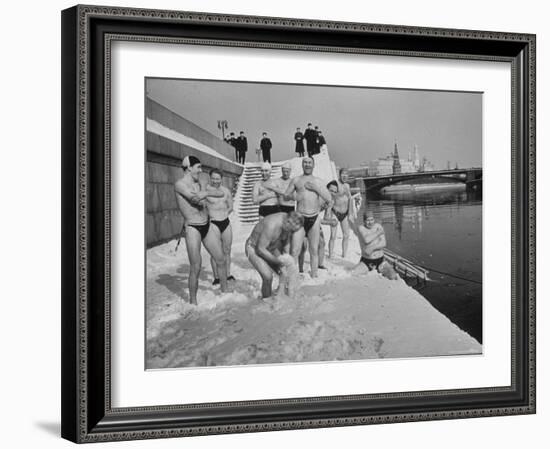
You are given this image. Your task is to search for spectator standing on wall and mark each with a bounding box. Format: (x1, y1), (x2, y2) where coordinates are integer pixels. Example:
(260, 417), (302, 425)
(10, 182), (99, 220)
(304, 123), (316, 157)
(226, 132), (238, 161)
(313, 126), (321, 154)
(236, 131), (248, 164)
(317, 130), (327, 152)
(294, 127), (305, 157)
(260, 132), (273, 163)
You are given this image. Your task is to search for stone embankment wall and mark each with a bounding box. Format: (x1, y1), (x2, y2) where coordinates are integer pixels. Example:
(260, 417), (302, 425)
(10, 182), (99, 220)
(146, 98), (243, 247)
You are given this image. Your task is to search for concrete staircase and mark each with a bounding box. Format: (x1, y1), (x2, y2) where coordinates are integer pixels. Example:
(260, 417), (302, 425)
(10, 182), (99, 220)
(233, 149), (338, 225)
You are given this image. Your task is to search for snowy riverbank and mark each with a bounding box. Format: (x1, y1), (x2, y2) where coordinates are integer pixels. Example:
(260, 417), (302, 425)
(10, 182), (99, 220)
(146, 220), (481, 368)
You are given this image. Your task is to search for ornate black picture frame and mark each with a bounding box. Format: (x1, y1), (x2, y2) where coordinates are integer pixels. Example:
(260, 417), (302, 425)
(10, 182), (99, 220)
(61, 4), (536, 443)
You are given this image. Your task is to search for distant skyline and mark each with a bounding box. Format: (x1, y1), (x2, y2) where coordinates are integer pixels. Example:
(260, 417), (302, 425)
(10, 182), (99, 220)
(146, 78), (482, 169)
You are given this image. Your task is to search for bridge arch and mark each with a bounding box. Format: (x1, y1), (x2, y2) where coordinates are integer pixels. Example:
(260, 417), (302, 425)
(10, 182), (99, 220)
(358, 168), (482, 193)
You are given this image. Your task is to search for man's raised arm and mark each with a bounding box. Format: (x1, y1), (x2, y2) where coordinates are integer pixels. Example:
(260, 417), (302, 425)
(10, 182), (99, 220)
(263, 183), (284, 195)
(282, 178), (297, 201)
(318, 182), (333, 204)
(252, 182), (276, 204)
(364, 225), (385, 246)
(347, 212), (361, 236)
(304, 179), (332, 204)
(224, 187), (234, 215)
(175, 181), (203, 205)
(204, 185), (225, 198)
(321, 207), (338, 227)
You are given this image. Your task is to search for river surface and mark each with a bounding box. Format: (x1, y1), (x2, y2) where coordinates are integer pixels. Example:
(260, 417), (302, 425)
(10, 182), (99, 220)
(364, 185), (482, 343)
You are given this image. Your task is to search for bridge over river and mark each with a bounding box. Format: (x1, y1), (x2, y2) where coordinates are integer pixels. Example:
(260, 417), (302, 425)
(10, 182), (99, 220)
(351, 167), (482, 193)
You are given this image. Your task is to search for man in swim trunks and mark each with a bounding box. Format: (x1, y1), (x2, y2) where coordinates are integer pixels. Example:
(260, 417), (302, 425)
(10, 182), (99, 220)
(253, 162), (280, 218)
(245, 212), (304, 299)
(205, 169), (235, 285)
(174, 156), (229, 305)
(334, 168), (353, 258)
(348, 212), (398, 280)
(299, 197), (331, 273)
(283, 157), (332, 278)
(323, 180), (351, 259)
(264, 161), (296, 213)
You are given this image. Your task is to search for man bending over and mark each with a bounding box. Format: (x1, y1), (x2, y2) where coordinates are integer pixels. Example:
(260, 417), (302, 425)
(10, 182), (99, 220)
(245, 212), (304, 299)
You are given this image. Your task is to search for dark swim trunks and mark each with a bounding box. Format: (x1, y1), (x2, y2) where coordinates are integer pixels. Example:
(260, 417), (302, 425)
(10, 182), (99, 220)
(258, 204), (280, 217)
(360, 256), (384, 270)
(279, 205), (295, 213)
(187, 221), (210, 240)
(303, 214), (319, 235)
(333, 208), (349, 222)
(211, 217), (230, 233)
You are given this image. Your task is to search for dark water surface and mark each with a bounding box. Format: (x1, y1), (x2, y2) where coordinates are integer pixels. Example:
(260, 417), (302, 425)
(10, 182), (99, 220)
(364, 186), (482, 343)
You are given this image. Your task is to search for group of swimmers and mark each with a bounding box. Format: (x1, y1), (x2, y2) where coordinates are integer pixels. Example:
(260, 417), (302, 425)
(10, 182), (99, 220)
(174, 155), (397, 305)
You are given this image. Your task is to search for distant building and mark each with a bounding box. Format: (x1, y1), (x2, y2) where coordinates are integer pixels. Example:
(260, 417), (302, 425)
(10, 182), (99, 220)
(353, 143), (435, 177)
(400, 160), (416, 173)
(420, 156), (435, 172)
(347, 166), (369, 179)
(392, 142), (402, 175)
(367, 142), (417, 176)
(368, 156), (394, 176)
(413, 145), (420, 170)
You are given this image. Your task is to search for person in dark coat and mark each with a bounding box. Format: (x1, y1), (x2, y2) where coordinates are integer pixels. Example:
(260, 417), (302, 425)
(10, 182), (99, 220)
(313, 126), (321, 154)
(294, 127), (305, 157)
(260, 132), (273, 163)
(316, 130), (326, 152)
(236, 131), (248, 164)
(226, 132), (238, 161)
(303, 123), (316, 157)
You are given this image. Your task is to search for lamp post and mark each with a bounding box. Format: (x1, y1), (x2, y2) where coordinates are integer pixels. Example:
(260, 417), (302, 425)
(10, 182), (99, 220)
(217, 120), (228, 141)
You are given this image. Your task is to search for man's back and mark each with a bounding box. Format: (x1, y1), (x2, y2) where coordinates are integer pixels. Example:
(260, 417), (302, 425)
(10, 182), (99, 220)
(248, 213), (285, 250)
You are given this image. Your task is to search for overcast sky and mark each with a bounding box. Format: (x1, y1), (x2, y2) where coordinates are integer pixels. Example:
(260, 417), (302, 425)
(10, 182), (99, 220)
(146, 78), (482, 169)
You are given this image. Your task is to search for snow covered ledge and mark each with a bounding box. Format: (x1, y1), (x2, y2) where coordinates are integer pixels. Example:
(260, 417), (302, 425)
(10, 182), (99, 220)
(145, 223), (481, 369)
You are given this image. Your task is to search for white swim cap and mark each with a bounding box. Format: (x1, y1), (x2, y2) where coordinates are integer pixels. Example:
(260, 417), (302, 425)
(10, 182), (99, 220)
(261, 162), (272, 170)
(282, 162), (291, 169)
(182, 155), (200, 168)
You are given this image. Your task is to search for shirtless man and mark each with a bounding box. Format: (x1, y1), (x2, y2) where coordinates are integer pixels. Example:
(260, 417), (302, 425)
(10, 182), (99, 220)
(349, 212), (398, 280)
(333, 168), (352, 258)
(299, 198), (331, 273)
(283, 157), (332, 278)
(324, 180), (351, 259)
(252, 162), (280, 218)
(174, 156), (228, 305)
(205, 169), (235, 285)
(245, 212), (304, 298)
(275, 162), (295, 213)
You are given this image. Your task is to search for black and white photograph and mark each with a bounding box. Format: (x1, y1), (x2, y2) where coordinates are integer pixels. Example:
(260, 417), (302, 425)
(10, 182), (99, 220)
(145, 78), (483, 369)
